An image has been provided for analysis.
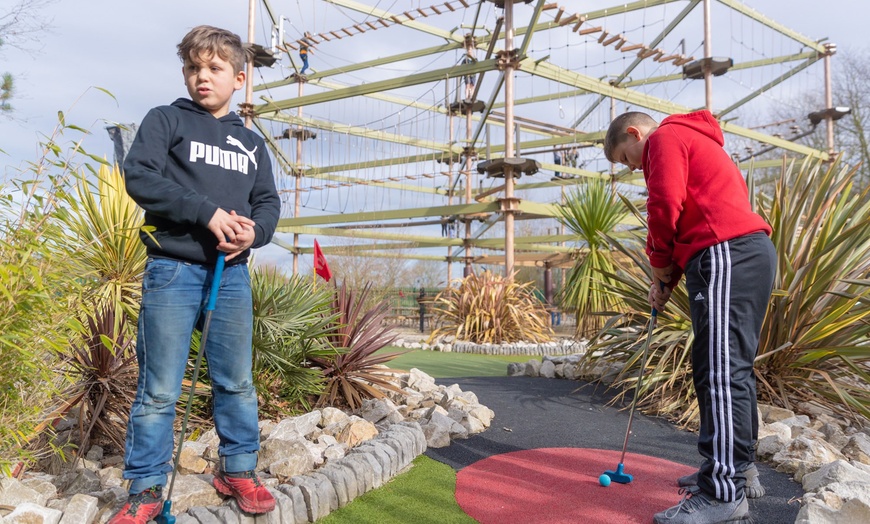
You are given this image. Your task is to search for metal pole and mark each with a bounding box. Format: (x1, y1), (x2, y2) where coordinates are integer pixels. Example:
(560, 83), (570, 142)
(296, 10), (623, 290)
(465, 101), (474, 277)
(464, 38), (477, 279)
(244, 0), (256, 129)
(447, 81), (454, 284)
(293, 81), (303, 275)
(823, 44), (835, 156)
(703, 0), (713, 112)
(503, 0), (516, 279)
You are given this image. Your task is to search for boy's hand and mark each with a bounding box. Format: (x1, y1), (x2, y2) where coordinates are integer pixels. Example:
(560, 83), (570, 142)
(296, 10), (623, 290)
(209, 209), (256, 261)
(649, 281), (672, 313)
(651, 263), (674, 285)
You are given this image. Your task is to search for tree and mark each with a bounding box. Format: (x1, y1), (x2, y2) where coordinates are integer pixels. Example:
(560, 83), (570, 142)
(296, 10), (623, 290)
(742, 47), (870, 192)
(0, 0), (55, 114)
(831, 49), (870, 189)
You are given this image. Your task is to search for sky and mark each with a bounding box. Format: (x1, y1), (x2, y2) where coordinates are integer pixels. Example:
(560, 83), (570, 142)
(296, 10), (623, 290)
(2, 0), (865, 170)
(1, 0), (866, 272)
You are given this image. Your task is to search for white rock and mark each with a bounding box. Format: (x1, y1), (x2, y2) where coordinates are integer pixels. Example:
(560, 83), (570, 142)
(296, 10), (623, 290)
(773, 436), (848, 481)
(842, 433), (870, 465)
(58, 493), (99, 524)
(802, 460), (870, 492)
(759, 404), (796, 423)
(407, 368), (438, 394)
(319, 406), (349, 427)
(178, 441), (209, 474)
(0, 478), (44, 507)
(797, 481), (870, 524)
(336, 416), (379, 448)
(270, 412), (323, 441)
(4, 502), (62, 524)
(757, 421), (791, 458)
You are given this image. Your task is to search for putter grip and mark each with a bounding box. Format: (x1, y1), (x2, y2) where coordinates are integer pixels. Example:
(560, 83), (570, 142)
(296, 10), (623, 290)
(205, 252), (226, 312)
(651, 280), (666, 317)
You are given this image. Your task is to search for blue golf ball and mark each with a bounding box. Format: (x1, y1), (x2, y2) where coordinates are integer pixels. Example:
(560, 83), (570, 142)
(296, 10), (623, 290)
(599, 474), (611, 487)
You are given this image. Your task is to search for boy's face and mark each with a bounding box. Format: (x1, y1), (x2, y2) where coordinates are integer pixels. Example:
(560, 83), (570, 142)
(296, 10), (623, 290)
(610, 125), (651, 172)
(182, 51), (245, 118)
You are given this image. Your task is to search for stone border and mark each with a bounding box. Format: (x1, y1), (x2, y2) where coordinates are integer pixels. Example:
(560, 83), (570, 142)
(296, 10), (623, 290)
(173, 421), (427, 524)
(396, 338), (588, 356)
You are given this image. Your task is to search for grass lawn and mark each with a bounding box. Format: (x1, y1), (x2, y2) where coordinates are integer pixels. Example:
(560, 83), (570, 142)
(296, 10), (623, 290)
(378, 346), (534, 379)
(318, 455), (475, 524)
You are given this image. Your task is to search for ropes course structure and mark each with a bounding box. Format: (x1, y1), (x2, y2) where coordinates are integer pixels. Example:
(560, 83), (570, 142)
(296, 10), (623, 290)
(245, 0), (837, 281)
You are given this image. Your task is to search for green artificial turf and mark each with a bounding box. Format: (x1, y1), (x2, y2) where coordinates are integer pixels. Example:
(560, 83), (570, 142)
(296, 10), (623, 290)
(318, 455), (475, 524)
(379, 346), (533, 379)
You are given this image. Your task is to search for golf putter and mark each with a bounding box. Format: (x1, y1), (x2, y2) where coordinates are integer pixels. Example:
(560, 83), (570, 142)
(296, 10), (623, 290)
(156, 252), (226, 524)
(604, 281), (665, 484)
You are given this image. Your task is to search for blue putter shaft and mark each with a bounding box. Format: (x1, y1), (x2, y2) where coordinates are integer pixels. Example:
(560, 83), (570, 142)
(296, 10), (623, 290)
(156, 252), (226, 524)
(604, 281), (665, 485)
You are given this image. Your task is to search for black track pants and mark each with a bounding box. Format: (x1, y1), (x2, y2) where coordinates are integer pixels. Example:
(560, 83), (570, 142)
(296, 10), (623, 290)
(685, 233), (776, 502)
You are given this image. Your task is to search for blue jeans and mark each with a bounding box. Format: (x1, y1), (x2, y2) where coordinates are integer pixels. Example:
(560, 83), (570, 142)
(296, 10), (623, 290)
(123, 257), (260, 494)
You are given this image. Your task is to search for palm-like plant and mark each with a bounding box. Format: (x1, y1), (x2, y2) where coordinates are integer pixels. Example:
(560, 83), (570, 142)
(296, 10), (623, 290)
(250, 267), (338, 415)
(555, 179), (630, 337)
(56, 163), (147, 329)
(310, 282), (403, 411)
(429, 270), (553, 344)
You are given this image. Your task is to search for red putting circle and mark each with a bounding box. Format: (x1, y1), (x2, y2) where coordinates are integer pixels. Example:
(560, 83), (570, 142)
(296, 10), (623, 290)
(455, 448), (696, 524)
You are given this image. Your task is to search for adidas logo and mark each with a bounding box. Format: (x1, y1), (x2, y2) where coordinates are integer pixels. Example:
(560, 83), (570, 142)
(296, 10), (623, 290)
(694, 292), (705, 301)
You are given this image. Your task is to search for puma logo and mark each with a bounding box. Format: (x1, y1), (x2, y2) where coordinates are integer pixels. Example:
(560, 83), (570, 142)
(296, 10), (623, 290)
(226, 135), (259, 170)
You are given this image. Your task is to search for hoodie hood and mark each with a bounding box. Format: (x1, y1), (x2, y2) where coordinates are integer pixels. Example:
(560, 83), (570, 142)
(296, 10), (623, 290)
(658, 110), (724, 147)
(171, 97), (244, 127)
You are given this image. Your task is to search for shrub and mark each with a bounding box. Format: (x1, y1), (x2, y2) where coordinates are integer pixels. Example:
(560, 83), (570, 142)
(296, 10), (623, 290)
(310, 282), (402, 411)
(251, 267), (337, 415)
(429, 271), (553, 344)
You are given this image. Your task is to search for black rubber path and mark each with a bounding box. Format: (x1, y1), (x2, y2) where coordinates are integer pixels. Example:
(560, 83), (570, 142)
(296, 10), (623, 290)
(426, 376), (803, 524)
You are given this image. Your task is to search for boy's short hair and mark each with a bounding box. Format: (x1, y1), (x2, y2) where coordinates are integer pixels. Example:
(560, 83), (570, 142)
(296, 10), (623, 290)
(177, 25), (249, 74)
(603, 111), (658, 162)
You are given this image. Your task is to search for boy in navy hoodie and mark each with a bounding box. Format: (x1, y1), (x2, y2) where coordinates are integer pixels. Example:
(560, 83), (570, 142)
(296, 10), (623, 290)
(605, 111), (776, 524)
(110, 25), (280, 524)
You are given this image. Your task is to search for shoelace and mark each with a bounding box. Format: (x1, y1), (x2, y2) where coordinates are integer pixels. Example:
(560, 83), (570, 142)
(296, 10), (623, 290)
(664, 486), (705, 519)
(126, 486), (161, 516)
(227, 470), (264, 487)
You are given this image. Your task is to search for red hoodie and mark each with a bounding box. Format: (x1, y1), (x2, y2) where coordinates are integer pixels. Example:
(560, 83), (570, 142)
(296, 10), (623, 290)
(642, 110), (771, 284)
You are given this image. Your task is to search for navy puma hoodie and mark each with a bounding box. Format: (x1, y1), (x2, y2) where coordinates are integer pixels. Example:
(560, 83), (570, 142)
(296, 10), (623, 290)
(124, 98), (280, 265)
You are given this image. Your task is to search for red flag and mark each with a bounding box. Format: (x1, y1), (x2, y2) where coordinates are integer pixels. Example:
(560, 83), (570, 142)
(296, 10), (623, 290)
(313, 239), (332, 281)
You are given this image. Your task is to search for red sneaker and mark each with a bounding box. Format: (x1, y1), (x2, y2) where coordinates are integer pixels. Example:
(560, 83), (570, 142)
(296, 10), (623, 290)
(213, 470), (276, 514)
(107, 486), (163, 524)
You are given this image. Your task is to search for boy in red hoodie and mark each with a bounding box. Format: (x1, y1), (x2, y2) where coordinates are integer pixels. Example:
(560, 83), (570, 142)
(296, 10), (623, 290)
(605, 110), (776, 524)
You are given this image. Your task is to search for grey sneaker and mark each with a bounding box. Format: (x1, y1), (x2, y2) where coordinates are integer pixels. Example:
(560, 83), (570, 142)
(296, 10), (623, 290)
(677, 463), (765, 498)
(653, 487), (750, 524)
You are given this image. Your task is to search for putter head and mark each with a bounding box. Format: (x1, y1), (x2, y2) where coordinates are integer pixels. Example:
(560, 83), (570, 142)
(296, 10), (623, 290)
(603, 463), (634, 484)
(154, 500), (175, 524)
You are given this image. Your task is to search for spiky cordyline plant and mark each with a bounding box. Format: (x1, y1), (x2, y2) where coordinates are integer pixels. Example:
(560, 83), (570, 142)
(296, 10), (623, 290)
(429, 270), (553, 345)
(555, 179), (630, 337)
(580, 158), (870, 426)
(310, 281), (403, 411)
(754, 158), (870, 421)
(58, 305), (138, 455)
